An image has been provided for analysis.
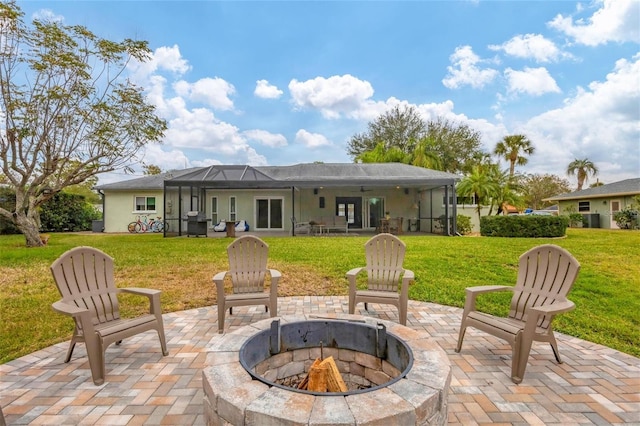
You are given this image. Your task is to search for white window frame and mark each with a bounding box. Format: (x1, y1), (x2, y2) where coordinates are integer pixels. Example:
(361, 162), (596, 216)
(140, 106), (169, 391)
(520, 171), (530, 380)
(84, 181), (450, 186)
(229, 196), (237, 222)
(211, 197), (218, 224)
(254, 196), (285, 230)
(134, 196), (156, 213)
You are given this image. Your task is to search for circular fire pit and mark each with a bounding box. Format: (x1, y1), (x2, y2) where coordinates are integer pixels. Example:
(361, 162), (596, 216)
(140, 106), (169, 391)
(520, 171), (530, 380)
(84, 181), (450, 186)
(203, 314), (450, 425)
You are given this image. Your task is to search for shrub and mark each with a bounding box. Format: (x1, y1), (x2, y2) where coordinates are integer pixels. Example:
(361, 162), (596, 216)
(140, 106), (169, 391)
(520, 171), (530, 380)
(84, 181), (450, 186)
(613, 208), (638, 230)
(480, 215), (569, 238)
(456, 214), (472, 235)
(567, 213), (585, 228)
(39, 192), (101, 232)
(0, 188), (20, 234)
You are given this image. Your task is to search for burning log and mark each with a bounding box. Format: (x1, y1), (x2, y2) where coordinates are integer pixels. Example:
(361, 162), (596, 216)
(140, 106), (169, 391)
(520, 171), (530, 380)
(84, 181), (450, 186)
(298, 356), (347, 392)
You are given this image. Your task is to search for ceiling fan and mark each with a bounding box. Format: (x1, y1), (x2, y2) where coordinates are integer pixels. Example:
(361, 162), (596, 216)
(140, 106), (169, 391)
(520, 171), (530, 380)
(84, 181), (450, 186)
(353, 186), (373, 193)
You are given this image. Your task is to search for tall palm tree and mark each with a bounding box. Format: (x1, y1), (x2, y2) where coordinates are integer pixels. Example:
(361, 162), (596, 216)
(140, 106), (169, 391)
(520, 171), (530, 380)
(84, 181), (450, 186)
(567, 158), (598, 191)
(409, 136), (442, 170)
(493, 134), (535, 176)
(456, 164), (500, 224)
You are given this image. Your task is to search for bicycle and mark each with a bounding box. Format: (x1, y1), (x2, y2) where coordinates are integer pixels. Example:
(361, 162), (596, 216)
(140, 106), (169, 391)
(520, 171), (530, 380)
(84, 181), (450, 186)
(128, 216), (168, 233)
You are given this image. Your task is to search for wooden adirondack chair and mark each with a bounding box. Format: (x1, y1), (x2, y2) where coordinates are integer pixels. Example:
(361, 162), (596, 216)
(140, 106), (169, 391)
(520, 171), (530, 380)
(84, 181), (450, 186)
(50, 246), (168, 385)
(347, 233), (414, 325)
(214, 235), (281, 333)
(455, 244), (581, 383)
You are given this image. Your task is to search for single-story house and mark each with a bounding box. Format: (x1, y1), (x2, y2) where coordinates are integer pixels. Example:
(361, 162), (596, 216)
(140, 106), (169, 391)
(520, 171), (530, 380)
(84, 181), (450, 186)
(543, 178), (640, 229)
(95, 163), (462, 236)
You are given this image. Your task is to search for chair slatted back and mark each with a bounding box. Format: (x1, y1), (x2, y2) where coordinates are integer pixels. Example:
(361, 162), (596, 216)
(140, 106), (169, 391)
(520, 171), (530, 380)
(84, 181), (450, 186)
(50, 247), (121, 326)
(364, 233), (406, 292)
(227, 236), (269, 294)
(510, 244), (581, 329)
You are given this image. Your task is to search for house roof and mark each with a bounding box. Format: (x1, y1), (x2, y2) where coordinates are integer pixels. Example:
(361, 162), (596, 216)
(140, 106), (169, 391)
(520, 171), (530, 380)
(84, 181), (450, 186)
(97, 163), (461, 191)
(544, 178), (640, 201)
(95, 168), (200, 191)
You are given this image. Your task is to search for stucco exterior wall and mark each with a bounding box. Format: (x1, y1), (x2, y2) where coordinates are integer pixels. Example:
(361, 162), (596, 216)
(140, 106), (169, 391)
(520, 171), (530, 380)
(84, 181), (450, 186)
(103, 190), (164, 233)
(558, 195), (637, 229)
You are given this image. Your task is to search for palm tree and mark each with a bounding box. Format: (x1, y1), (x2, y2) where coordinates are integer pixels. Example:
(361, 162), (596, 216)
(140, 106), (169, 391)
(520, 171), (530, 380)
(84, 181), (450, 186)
(409, 136), (442, 170)
(567, 158), (598, 191)
(493, 134), (535, 176)
(456, 164), (500, 224)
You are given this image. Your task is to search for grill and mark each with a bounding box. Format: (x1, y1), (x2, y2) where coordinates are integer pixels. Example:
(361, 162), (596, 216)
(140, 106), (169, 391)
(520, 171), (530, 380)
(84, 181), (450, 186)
(186, 211), (208, 237)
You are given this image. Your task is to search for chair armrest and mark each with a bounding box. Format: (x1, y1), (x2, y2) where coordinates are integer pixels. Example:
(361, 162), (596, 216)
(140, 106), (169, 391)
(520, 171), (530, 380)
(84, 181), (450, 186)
(346, 267), (364, 301)
(213, 271), (228, 303)
(401, 269), (414, 302)
(268, 269), (281, 299)
(52, 300), (96, 336)
(120, 287), (161, 297)
(346, 267), (364, 279)
(463, 285), (512, 316)
(119, 288), (163, 315)
(530, 300), (575, 316)
(466, 285), (512, 295)
(52, 300), (89, 317)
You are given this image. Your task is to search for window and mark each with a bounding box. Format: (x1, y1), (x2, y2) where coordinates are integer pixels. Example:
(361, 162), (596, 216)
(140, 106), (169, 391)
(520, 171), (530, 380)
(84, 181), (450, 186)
(578, 201), (590, 212)
(211, 197), (218, 224)
(135, 196), (156, 212)
(445, 195), (476, 205)
(229, 196), (237, 222)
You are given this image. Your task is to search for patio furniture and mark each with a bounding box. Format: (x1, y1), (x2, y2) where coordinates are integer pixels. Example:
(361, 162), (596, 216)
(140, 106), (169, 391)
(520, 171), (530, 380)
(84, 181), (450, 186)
(347, 233), (414, 325)
(50, 246), (168, 385)
(455, 244), (581, 383)
(291, 217), (312, 235)
(213, 235), (281, 333)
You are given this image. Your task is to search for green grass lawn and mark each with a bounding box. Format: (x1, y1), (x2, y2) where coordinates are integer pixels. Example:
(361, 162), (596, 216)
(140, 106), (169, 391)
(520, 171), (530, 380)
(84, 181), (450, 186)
(1, 228), (638, 363)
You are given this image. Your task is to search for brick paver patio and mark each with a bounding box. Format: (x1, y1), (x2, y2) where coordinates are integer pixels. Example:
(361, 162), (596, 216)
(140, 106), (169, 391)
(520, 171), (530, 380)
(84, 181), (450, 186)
(1, 296), (638, 425)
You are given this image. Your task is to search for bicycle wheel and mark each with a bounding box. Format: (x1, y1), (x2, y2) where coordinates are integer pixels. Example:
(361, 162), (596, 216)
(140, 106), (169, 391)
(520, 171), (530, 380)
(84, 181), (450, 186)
(155, 221), (165, 232)
(128, 222), (137, 233)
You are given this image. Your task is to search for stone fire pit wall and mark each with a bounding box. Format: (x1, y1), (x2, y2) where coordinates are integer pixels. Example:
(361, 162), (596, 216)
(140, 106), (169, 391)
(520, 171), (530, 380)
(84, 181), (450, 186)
(203, 314), (451, 425)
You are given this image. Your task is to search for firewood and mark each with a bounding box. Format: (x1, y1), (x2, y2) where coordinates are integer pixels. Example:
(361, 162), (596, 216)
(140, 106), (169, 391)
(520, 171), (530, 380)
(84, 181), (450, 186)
(319, 356), (348, 392)
(307, 360), (329, 392)
(298, 358), (321, 390)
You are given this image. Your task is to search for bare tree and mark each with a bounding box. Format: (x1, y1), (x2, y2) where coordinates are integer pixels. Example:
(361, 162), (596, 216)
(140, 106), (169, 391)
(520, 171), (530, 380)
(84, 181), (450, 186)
(0, 2), (166, 246)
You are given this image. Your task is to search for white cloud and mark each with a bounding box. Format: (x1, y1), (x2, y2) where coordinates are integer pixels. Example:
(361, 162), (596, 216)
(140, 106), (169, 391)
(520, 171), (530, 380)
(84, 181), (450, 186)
(174, 77), (235, 110)
(489, 34), (572, 63)
(521, 54), (640, 183)
(548, 0), (640, 46)
(128, 45), (191, 83)
(243, 129), (287, 148)
(295, 129), (332, 148)
(289, 74), (375, 119)
(254, 80), (283, 99)
(32, 9), (64, 22)
(164, 107), (245, 155)
(504, 67), (561, 96)
(442, 45), (499, 89)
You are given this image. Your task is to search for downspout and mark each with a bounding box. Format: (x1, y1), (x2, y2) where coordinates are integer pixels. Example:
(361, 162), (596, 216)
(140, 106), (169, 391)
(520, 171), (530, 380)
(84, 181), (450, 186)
(97, 189), (105, 232)
(291, 186), (296, 236)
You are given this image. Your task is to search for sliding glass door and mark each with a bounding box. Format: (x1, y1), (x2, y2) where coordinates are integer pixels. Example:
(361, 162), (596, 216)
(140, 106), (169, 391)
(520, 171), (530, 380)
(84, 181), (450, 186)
(255, 197), (283, 230)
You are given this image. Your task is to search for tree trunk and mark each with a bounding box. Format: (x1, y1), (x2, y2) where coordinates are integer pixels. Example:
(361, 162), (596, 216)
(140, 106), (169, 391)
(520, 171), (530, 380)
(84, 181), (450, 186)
(15, 211), (45, 247)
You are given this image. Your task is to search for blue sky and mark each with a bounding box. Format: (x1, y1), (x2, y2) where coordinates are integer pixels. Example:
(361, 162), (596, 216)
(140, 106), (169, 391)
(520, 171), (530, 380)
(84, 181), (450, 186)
(20, 1), (640, 187)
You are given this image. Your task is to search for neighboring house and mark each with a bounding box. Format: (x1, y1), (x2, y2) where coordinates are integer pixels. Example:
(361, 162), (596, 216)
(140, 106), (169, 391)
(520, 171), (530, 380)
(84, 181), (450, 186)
(544, 178), (640, 229)
(95, 163), (461, 236)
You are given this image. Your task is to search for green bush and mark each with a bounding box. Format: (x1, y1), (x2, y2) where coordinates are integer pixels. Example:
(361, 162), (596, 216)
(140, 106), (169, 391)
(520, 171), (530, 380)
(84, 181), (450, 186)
(567, 213), (585, 228)
(480, 215), (569, 238)
(613, 208), (638, 229)
(456, 214), (472, 235)
(0, 188), (20, 234)
(39, 192), (101, 232)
